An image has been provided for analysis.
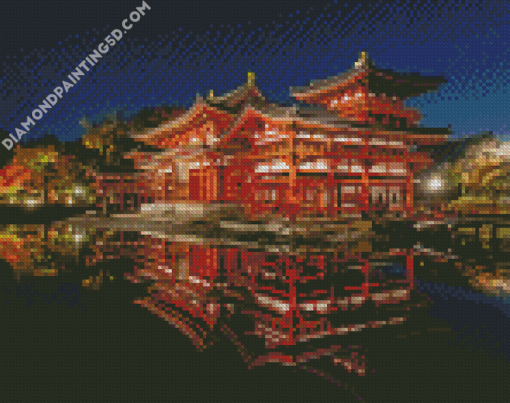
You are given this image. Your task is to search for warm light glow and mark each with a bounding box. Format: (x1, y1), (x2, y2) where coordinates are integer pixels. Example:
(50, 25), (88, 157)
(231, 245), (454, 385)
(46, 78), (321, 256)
(428, 177), (444, 191)
(26, 198), (38, 207)
(73, 185), (85, 196)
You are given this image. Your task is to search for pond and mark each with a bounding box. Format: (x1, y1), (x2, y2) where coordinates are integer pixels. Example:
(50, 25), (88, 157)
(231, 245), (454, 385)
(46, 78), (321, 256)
(1, 216), (510, 402)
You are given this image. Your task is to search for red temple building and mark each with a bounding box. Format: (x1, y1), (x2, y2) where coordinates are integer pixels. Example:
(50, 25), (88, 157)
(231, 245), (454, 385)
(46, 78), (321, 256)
(126, 51), (449, 219)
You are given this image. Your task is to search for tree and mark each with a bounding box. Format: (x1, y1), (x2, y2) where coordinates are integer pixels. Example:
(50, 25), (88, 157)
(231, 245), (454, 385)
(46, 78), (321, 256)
(82, 115), (139, 169)
(432, 135), (510, 214)
(0, 145), (95, 208)
(80, 107), (187, 169)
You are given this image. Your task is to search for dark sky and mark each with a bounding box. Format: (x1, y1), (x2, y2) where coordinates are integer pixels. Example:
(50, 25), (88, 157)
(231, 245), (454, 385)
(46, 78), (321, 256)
(1, 0), (508, 154)
(0, 0), (381, 53)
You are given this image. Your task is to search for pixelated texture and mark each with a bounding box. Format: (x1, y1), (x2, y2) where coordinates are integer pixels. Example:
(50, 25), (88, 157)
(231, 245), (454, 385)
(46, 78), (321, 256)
(1, 1), (510, 402)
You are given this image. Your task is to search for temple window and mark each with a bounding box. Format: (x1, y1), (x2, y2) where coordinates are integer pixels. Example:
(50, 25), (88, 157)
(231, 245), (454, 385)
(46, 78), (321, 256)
(369, 137), (388, 146)
(389, 187), (403, 207)
(296, 132), (311, 139)
(298, 159), (328, 171)
(371, 187), (386, 205)
(388, 162), (405, 174)
(369, 163), (387, 174)
(337, 160), (349, 172)
(351, 163), (363, 173)
(255, 159), (290, 173)
(312, 133), (327, 140)
(336, 159), (363, 173)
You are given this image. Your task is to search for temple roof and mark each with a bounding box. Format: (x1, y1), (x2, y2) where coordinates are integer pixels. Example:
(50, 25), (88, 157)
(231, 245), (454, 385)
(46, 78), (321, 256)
(130, 96), (235, 148)
(131, 95), (208, 139)
(126, 57), (451, 155)
(205, 72), (269, 113)
(290, 52), (447, 99)
(213, 103), (450, 153)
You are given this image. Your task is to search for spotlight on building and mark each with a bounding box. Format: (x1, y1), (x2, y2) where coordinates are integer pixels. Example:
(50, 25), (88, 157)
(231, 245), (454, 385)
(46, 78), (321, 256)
(415, 169), (452, 202)
(426, 175), (445, 193)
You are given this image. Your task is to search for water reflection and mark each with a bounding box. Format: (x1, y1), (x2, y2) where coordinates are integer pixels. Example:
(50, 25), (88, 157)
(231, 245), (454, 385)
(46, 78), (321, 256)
(413, 219), (510, 299)
(1, 214), (509, 392)
(0, 222), (93, 278)
(0, 280), (85, 309)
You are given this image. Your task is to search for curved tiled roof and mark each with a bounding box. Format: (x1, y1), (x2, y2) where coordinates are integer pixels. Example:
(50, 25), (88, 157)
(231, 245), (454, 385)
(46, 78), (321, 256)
(205, 72), (269, 113)
(290, 52), (447, 99)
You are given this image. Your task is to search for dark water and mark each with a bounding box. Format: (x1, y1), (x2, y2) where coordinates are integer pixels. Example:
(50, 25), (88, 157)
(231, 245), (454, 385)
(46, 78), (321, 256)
(1, 219), (510, 402)
(2, 270), (509, 402)
(0, 206), (91, 225)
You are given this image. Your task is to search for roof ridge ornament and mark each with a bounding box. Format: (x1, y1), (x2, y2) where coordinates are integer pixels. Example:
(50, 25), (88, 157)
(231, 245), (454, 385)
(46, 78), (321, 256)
(354, 51), (371, 69)
(247, 71), (256, 86)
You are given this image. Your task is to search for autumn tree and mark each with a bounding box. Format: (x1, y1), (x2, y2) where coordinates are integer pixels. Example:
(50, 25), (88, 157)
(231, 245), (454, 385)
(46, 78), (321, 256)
(81, 115), (141, 169)
(1, 144), (95, 208)
(80, 107), (187, 169)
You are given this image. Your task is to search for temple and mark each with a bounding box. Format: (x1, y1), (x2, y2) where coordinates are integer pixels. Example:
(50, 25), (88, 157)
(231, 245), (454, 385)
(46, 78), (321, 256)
(126, 51), (450, 219)
(92, 53), (452, 362)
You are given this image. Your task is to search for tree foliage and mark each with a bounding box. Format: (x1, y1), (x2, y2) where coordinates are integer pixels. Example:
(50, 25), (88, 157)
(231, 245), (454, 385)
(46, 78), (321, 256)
(0, 145), (95, 207)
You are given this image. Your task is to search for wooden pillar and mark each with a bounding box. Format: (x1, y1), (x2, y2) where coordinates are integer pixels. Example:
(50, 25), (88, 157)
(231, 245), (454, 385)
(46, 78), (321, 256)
(120, 177), (124, 212)
(406, 253), (414, 289)
(362, 260), (370, 298)
(362, 136), (370, 213)
(362, 166), (369, 213)
(284, 255), (297, 347)
(289, 129), (296, 221)
(406, 161), (414, 215)
(177, 255), (189, 281)
(327, 159), (334, 217)
(205, 166), (210, 202)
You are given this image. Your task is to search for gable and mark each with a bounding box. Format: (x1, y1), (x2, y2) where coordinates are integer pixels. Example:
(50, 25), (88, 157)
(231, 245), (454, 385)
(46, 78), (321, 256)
(148, 105), (235, 149)
(217, 108), (292, 153)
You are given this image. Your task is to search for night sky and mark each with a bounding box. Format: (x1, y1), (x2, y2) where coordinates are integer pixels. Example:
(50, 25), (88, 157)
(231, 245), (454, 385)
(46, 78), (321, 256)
(1, 1), (510, 401)
(0, 0), (509, 151)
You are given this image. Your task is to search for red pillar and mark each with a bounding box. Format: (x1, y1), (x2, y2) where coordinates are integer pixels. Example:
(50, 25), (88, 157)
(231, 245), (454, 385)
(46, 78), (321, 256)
(120, 177), (124, 212)
(406, 161), (414, 217)
(362, 137), (370, 213)
(406, 253), (414, 289)
(362, 260), (370, 298)
(327, 162), (335, 217)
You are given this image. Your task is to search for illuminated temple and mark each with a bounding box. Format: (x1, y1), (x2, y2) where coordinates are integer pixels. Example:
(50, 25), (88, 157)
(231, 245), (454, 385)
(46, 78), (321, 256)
(126, 51), (450, 219)
(115, 53), (451, 360)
